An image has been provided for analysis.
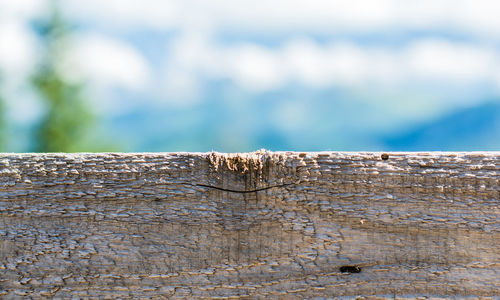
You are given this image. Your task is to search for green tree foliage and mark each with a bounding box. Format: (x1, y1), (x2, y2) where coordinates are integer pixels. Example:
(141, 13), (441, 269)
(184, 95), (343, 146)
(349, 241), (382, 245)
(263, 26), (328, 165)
(31, 4), (94, 152)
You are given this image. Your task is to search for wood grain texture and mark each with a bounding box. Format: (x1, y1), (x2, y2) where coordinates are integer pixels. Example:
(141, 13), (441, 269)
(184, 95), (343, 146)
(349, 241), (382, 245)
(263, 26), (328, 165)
(0, 152), (498, 299)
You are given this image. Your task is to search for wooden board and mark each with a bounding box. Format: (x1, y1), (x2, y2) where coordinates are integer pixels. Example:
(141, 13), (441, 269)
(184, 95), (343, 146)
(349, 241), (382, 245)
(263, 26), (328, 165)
(0, 152), (498, 298)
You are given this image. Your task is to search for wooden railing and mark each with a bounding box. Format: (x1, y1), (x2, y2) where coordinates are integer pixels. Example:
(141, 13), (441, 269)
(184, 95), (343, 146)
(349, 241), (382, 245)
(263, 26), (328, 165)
(0, 152), (498, 298)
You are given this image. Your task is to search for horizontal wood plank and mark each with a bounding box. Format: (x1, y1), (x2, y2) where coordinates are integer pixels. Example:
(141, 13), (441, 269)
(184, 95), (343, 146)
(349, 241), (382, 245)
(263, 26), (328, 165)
(0, 152), (499, 298)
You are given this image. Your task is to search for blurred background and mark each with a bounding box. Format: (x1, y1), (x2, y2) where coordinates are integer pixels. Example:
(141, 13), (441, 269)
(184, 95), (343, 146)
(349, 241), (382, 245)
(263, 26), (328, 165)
(1, 0), (499, 152)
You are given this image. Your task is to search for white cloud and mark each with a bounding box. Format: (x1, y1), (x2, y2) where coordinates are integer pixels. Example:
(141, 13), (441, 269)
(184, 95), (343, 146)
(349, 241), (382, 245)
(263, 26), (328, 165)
(0, 0), (48, 20)
(0, 0), (44, 83)
(162, 37), (500, 96)
(0, 21), (39, 83)
(406, 40), (496, 82)
(225, 44), (286, 91)
(62, 0), (500, 38)
(61, 34), (151, 91)
(455, 0), (500, 36)
(62, 0), (182, 31)
(160, 33), (215, 104)
(46, 0), (500, 107)
(283, 39), (330, 87)
(0, 1), (47, 128)
(3, 0), (500, 106)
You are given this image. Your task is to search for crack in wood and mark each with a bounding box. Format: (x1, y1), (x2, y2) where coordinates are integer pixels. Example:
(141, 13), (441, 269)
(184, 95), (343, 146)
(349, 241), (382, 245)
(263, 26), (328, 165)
(192, 183), (294, 194)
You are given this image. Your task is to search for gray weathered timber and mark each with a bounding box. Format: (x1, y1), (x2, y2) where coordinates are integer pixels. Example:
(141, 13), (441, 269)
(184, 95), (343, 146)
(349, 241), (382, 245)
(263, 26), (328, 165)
(0, 152), (498, 298)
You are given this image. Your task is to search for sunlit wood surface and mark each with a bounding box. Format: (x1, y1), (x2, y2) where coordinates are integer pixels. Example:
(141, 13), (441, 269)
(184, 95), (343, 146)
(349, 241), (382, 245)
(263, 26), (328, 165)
(0, 152), (498, 298)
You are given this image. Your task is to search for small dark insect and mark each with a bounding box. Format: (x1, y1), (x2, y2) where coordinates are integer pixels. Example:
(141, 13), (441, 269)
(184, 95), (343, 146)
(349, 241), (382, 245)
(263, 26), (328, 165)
(381, 153), (389, 160)
(339, 265), (361, 273)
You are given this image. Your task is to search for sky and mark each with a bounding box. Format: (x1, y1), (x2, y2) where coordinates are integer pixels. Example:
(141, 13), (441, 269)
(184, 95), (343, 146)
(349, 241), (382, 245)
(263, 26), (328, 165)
(1, 0), (500, 151)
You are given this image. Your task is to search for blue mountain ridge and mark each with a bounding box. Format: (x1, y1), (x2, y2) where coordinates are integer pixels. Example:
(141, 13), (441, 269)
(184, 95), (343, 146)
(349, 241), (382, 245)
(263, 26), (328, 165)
(106, 90), (500, 152)
(383, 101), (500, 151)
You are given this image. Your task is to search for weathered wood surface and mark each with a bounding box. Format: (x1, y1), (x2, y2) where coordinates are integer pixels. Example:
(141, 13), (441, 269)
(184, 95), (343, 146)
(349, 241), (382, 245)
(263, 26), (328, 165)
(0, 152), (498, 299)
